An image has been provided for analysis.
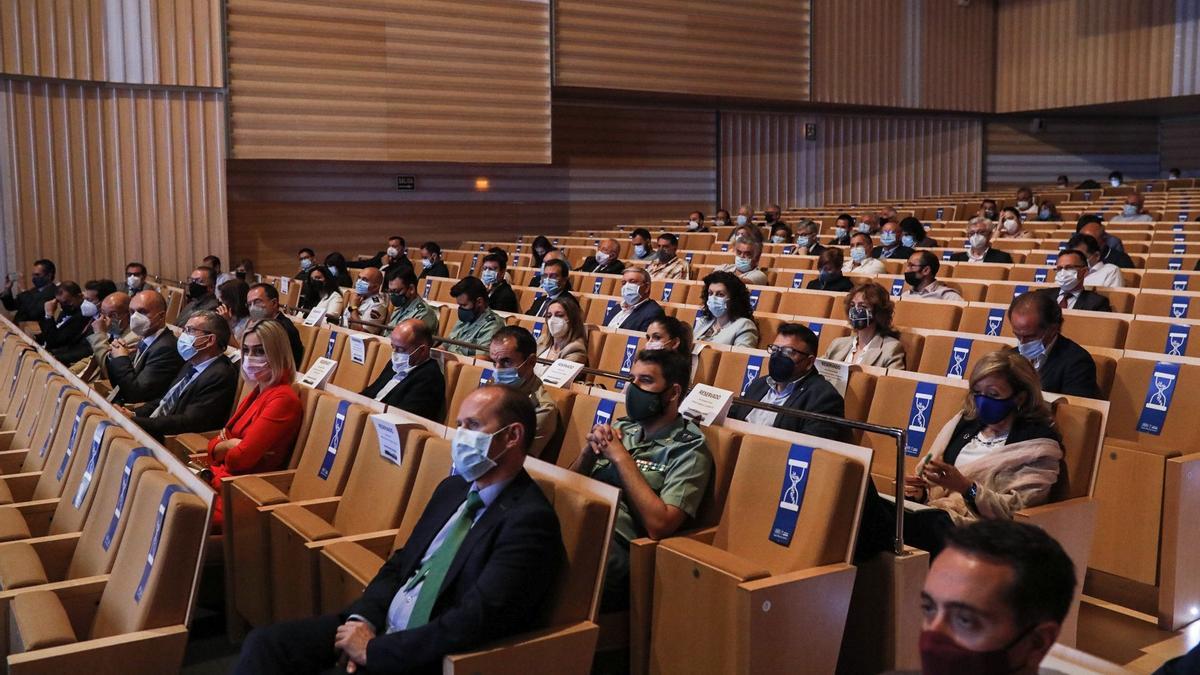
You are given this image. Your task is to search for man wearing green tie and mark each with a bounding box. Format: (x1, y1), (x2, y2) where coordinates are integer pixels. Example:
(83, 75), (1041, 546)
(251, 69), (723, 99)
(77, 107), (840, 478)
(235, 385), (565, 674)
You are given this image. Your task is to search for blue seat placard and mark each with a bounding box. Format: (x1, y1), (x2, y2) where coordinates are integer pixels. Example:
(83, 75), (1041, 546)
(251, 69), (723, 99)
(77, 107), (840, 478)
(741, 355), (764, 396)
(661, 282), (674, 302)
(1171, 296), (1191, 319)
(791, 273), (805, 289)
(769, 444), (815, 547)
(1034, 269), (1048, 283)
(592, 398), (617, 427)
(318, 400), (351, 480)
(1136, 362), (1180, 435)
(531, 322), (544, 340)
(135, 484), (185, 602)
(592, 278), (603, 294)
(1012, 285), (1029, 299)
(985, 308), (1006, 337)
(891, 279), (904, 297)
(1046, 254), (1058, 265)
(807, 322), (823, 338)
(324, 333), (337, 359)
(749, 290), (761, 310)
(1165, 325), (1190, 356)
(478, 368), (494, 387)
(615, 336), (639, 391)
(603, 300), (619, 325)
(905, 382), (938, 457)
(423, 278), (433, 298)
(102, 447), (154, 550)
(1169, 258), (1184, 271)
(1173, 274), (1189, 291)
(945, 338), (973, 379)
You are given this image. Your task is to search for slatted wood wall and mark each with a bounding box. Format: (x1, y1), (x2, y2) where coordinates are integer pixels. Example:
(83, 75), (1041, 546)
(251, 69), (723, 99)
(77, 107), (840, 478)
(1159, 116), (1200, 174)
(226, 0), (552, 163)
(554, 0), (811, 100)
(984, 118), (1161, 186)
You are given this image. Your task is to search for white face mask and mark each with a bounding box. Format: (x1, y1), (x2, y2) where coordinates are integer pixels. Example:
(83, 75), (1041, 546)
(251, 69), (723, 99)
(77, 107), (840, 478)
(1110, 178), (1121, 187)
(1016, 200), (1030, 210)
(127, 275), (143, 290)
(386, 246), (400, 258)
(80, 300), (99, 318)
(645, 340), (665, 351)
(130, 312), (154, 337)
(687, 220), (700, 230)
(1054, 268), (1079, 290)
(594, 250), (610, 265)
(547, 316), (569, 338)
(391, 349), (412, 376)
(1002, 218), (1019, 233)
(451, 426), (507, 482)
(968, 233), (988, 249)
(621, 282), (642, 306)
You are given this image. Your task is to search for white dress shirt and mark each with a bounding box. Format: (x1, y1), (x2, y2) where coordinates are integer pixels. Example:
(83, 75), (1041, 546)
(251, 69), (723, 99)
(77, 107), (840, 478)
(1084, 262), (1124, 288)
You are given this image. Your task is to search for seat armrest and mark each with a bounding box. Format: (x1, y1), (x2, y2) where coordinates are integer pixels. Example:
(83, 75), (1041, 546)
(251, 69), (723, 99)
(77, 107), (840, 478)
(10, 590), (77, 652)
(227, 474), (292, 507)
(681, 527), (718, 545)
(319, 540), (391, 584)
(225, 470), (296, 494)
(0, 431), (17, 454)
(444, 622), (599, 675)
(0, 473), (40, 505)
(658, 537), (770, 583)
(25, 533), (81, 583)
(6, 625), (189, 672)
(272, 503), (342, 542)
(259, 496), (340, 518)
(0, 446), (27, 472)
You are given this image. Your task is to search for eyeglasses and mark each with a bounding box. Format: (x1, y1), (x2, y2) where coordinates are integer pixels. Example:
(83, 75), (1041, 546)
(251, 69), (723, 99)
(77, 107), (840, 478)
(768, 345), (812, 359)
(182, 327), (213, 336)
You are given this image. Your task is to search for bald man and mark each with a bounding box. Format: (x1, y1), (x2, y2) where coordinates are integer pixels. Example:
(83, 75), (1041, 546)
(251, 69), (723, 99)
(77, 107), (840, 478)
(343, 267), (387, 335)
(106, 290), (184, 404)
(360, 319), (445, 420)
(71, 290), (136, 378)
(579, 238), (626, 275)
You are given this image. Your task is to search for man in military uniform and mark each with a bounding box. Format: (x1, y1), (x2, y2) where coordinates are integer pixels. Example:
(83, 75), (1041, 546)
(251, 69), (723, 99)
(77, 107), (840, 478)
(646, 233), (690, 280)
(487, 326), (558, 459)
(342, 267), (388, 334)
(385, 269), (439, 333)
(446, 276), (502, 357)
(570, 349), (712, 610)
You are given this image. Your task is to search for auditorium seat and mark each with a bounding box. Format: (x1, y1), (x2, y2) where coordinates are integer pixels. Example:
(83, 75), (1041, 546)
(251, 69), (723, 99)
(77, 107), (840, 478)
(591, 330), (645, 391)
(777, 291), (837, 318)
(553, 391), (628, 471)
(647, 438), (862, 674)
(163, 286), (184, 325)
(893, 298), (963, 331)
(266, 424), (433, 622)
(225, 393), (370, 628)
(1124, 317), (1200, 358)
(2, 372), (68, 460)
(1093, 288), (1136, 314)
(949, 263), (1010, 281)
(1133, 290), (1200, 319)
(863, 373), (967, 482)
(330, 332), (382, 392)
(443, 362), (493, 428)
(0, 403), (113, 507)
(916, 333), (1013, 381)
(983, 281), (1054, 305)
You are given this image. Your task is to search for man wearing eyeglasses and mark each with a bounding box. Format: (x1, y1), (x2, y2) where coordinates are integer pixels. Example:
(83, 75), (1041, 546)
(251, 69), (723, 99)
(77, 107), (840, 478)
(1035, 249), (1112, 313)
(727, 323), (844, 441)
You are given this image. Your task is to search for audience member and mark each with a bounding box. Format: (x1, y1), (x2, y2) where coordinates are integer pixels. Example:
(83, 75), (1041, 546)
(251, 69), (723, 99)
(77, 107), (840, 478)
(763, 203), (783, 229)
(233, 258), (255, 282)
(380, 237), (414, 280)
(979, 198), (999, 221)
(125, 261), (154, 293)
(324, 252), (352, 288)
(1056, 174), (1070, 188)
(1014, 186), (1038, 218)
(570, 349), (712, 611)
(901, 352), (1061, 554)
(1, 258), (58, 322)
(1067, 233), (1124, 288)
(605, 267), (664, 332)
(729, 222), (763, 244)
(361, 318), (445, 421)
(295, 248), (317, 280)
(487, 327), (558, 458)
(234, 386), (564, 675)
(900, 217), (938, 248)
(446, 276), (502, 357)
(951, 217), (1013, 264)
(905, 252), (963, 301)
(1008, 291), (1100, 399)
(216, 279), (251, 342)
(769, 223), (792, 244)
(808, 249), (854, 292)
(529, 235), (556, 268)
(107, 290), (183, 404)
(536, 296), (587, 365)
(844, 232), (886, 274)
(878, 205), (899, 225)
(343, 267), (388, 334)
(629, 228), (656, 263)
(248, 283), (305, 366)
(728, 323), (843, 440)
(36, 281), (90, 355)
(692, 271), (759, 348)
(1168, 167), (1183, 180)
(715, 237), (768, 285)
(1110, 193), (1153, 223)
(646, 233), (689, 280)
(1075, 216), (1132, 267)
(205, 320), (302, 531)
(713, 209), (731, 228)
(873, 220), (914, 260)
(644, 316), (692, 357)
(386, 270), (439, 333)
(793, 219), (827, 256)
(823, 283), (906, 368)
(1108, 170), (1125, 187)
(528, 258), (574, 317)
(686, 210), (708, 232)
(131, 310), (238, 440)
(996, 206), (1030, 239)
(74, 290), (134, 379)
(830, 214), (854, 245)
(579, 238), (625, 275)
(205, 255), (232, 288)
(1035, 200), (1062, 222)
(479, 252), (519, 313)
(1038, 249), (1112, 312)
(175, 266), (219, 326)
(300, 266), (344, 317)
(735, 204), (755, 227)
(418, 242), (450, 279)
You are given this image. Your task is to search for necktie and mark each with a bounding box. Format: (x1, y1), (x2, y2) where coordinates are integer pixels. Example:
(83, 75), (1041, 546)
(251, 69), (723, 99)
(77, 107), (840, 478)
(152, 366), (197, 418)
(405, 490), (485, 628)
(1059, 293), (1071, 309)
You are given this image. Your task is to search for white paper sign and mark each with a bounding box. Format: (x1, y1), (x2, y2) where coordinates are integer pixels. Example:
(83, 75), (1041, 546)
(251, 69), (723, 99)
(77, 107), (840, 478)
(300, 357), (338, 388)
(349, 335), (366, 365)
(814, 358), (850, 397)
(303, 307), (326, 326)
(225, 346), (241, 364)
(540, 359), (585, 388)
(280, 276), (290, 294)
(370, 414), (404, 466)
(679, 384), (734, 426)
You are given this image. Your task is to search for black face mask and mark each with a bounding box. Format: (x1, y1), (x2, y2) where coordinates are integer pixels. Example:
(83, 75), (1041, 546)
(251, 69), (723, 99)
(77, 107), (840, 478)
(188, 282), (208, 300)
(768, 351), (799, 382)
(765, 213), (778, 223)
(390, 292), (408, 308)
(31, 275), (49, 289)
(235, 271), (247, 280)
(904, 271), (923, 287)
(625, 382), (668, 422)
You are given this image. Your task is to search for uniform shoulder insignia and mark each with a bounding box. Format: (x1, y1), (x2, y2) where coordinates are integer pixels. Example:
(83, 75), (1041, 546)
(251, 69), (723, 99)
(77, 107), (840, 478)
(674, 428), (700, 443)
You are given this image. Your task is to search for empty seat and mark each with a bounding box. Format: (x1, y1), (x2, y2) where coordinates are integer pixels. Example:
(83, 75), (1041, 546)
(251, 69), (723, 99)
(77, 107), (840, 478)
(892, 298), (963, 331)
(1124, 317), (1200, 358)
(916, 334), (1013, 381)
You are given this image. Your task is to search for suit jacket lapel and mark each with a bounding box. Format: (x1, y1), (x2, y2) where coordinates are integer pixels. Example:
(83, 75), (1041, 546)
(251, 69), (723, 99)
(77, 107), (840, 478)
(397, 478), (470, 582)
(439, 472), (531, 595)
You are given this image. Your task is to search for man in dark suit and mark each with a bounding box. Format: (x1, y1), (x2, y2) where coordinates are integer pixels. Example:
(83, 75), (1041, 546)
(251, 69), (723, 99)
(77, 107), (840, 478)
(794, 220), (827, 257)
(234, 385), (565, 675)
(480, 252), (519, 313)
(1077, 218), (1134, 269)
(950, 217), (1013, 264)
(107, 290), (184, 404)
(1037, 250), (1111, 313)
(418, 242), (451, 280)
(175, 266), (220, 326)
(361, 319), (445, 421)
(1008, 291), (1101, 399)
(1, 258), (58, 322)
(35, 281), (90, 353)
(527, 259), (574, 318)
(578, 238), (626, 275)
(130, 310), (238, 440)
(603, 267), (663, 332)
(728, 323), (844, 440)
(871, 221), (914, 261)
(247, 283), (305, 366)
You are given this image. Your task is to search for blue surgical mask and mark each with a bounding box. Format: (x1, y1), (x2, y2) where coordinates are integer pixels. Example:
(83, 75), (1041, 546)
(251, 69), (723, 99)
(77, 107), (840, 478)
(328, 266), (339, 277)
(481, 269), (498, 285)
(493, 365), (524, 387)
(880, 232), (897, 246)
(734, 256), (753, 273)
(354, 278), (371, 296)
(706, 295), (728, 318)
(857, 223), (872, 234)
(1123, 204), (1137, 217)
(540, 277), (560, 296)
(974, 394), (1017, 425)
(450, 426), (505, 482)
(850, 246), (867, 262)
(736, 215), (748, 226)
(300, 258), (313, 271)
(1018, 338), (1045, 362)
(621, 282), (642, 306)
(901, 234), (916, 248)
(1039, 208), (1051, 220)
(634, 244), (647, 258)
(391, 350), (411, 376)
(796, 236), (811, 248)
(176, 332), (201, 360)
(834, 226), (847, 240)
(771, 235), (786, 244)
(422, 258), (433, 269)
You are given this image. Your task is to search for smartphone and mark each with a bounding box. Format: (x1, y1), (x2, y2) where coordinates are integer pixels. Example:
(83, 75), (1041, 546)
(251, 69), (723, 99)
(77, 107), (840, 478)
(6, 272), (18, 282)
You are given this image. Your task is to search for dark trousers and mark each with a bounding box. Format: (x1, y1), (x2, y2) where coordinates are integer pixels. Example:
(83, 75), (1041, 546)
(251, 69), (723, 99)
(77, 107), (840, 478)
(235, 613), (348, 675)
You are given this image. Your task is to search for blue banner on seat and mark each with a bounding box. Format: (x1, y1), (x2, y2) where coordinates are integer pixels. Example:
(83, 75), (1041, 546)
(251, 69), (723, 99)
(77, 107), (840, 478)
(55, 401), (95, 472)
(8, 349), (31, 397)
(531, 322), (544, 341)
(942, 251), (952, 260)
(1166, 325), (1190, 356)
(720, 243), (729, 252)
(1034, 269), (1048, 283)
(1174, 245), (1187, 256)
(324, 333), (337, 359)
(1169, 258), (1184, 271)
(1171, 296), (1191, 319)
(684, 252), (695, 265)
(741, 355), (764, 395)
(935, 207), (944, 219)
(469, 254), (479, 274)
(661, 282), (674, 302)
(592, 398), (617, 427)
(1179, 214), (1190, 223)
(102, 447), (154, 551)
(891, 279), (904, 296)
(905, 382), (938, 457)
(73, 420), (114, 509)
(479, 368), (494, 387)
(1136, 362), (1180, 435)
(615, 336), (639, 391)
(1174, 274), (1190, 291)
(1046, 254), (1058, 265)
(1012, 285), (1029, 298)
(791, 273), (805, 289)
(807, 322), (823, 338)
(769, 444), (814, 546)
(318, 400), (351, 480)
(590, 278), (602, 294)
(749, 290), (761, 310)
(1175, 234), (1186, 242)
(782, 245), (795, 255)
(985, 308), (1005, 336)
(603, 300), (619, 325)
(60, 418), (110, 481)
(135, 484), (185, 602)
(945, 338), (973, 379)
(31, 384), (71, 447)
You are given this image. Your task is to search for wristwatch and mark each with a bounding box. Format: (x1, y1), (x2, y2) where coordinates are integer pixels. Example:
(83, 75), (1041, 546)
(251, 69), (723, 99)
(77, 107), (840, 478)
(964, 482), (980, 512)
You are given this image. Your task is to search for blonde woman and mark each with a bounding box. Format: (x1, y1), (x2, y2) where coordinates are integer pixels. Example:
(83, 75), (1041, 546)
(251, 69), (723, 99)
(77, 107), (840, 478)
(206, 320), (302, 530)
(902, 351), (1063, 552)
(822, 282), (906, 368)
(536, 296), (588, 365)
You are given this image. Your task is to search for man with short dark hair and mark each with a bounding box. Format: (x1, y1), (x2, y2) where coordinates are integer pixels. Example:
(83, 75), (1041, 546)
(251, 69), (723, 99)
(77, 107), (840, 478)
(1036, 249), (1111, 312)
(295, 248), (317, 280)
(646, 233), (688, 280)
(979, 198), (999, 221)
(247, 283), (304, 366)
(419, 242), (449, 279)
(131, 309), (238, 440)
(362, 318), (444, 420)
(904, 252), (962, 301)
(527, 259), (574, 318)
(1066, 234), (1123, 288)
(446, 276), (502, 357)
(1075, 216), (1131, 268)
(1, 258), (58, 322)
(36, 281), (89, 353)
(873, 220), (914, 260)
(53, 279), (118, 364)
(107, 290), (183, 404)
(763, 203), (783, 228)
(1008, 292), (1100, 399)
(570, 349), (713, 611)
(479, 253), (518, 313)
(913, 520), (1076, 675)
(728, 323), (844, 440)
(686, 210), (707, 232)
(235, 385), (565, 675)
(125, 262), (154, 293)
(386, 271), (439, 333)
(629, 228), (656, 263)
(488, 326), (558, 458)
(579, 238), (625, 275)
(175, 266), (219, 326)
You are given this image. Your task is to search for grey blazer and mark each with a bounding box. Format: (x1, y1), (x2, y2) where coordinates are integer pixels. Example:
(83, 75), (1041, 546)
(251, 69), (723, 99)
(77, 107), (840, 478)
(822, 333), (906, 369)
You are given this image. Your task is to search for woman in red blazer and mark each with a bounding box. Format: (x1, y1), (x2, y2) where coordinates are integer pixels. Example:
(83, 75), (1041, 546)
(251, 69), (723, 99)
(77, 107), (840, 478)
(207, 319), (303, 530)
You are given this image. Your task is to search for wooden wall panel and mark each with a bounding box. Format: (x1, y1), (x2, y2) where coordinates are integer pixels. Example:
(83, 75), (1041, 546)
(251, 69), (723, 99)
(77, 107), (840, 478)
(228, 103), (716, 275)
(0, 79), (227, 283)
(920, 0), (995, 112)
(0, 0), (223, 86)
(1159, 116), (1200, 174)
(819, 116), (982, 205)
(720, 111), (822, 209)
(554, 0), (811, 100)
(810, 0), (903, 107)
(995, 0), (1175, 112)
(226, 0), (551, 163)
(1172, 0), (1200, 96)
(985, 118), (1160, 186)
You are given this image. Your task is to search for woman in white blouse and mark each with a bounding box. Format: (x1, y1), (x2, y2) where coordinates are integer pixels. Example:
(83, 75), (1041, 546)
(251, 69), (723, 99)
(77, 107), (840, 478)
(302, 266), (345, 318)
(692, 271), (759, 348)
(821, 282), (906, 368)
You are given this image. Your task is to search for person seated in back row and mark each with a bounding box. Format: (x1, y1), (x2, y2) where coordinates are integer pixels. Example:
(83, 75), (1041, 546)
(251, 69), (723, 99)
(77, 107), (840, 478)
(844, 232), (886, 274)
(343, 267), (388, 334)
(362, 318), (445, 421)
(479, 252), (519, 313)
(604, 267), (664, 333)
(418, 242), (450, 279)
(487, 327), (559, 459)
(692, 271), (759, 348)
(570, 349), (713, 611)
(646, 233), (690, 280)
(823, 282), (906, 368)
(1038, 249), (1111, 312)
(234, 385), (565, 675)
(808, 249), (854, 293)
(904, 252), (963, 301)
(247, 283), (305, 367)
(446, 277), (502, 358)
(579, 238), (625, 275)
(792, 219), (827, 257)
(728, 323), (844, 441)
(528, 258), (574, 318)
(386, 270), (440, 333)
(714, 236), (769, 285)
(1007, 291), (1100, 399)
(951, 217), (1013, 264)
(1066, 233), (1123, 288)
(872, 220), (914, 260)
